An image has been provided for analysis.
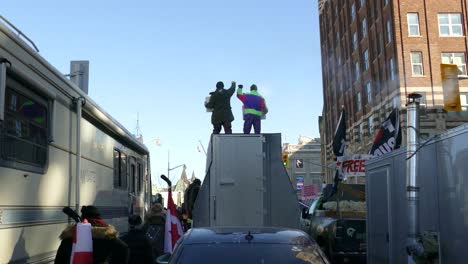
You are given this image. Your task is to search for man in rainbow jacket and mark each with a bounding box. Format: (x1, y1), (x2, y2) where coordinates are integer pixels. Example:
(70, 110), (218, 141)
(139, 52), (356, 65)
(236, 84), (268, 134)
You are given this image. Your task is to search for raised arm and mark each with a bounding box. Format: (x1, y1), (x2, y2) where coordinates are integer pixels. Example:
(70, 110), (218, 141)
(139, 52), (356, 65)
(236, 85), (246, 102)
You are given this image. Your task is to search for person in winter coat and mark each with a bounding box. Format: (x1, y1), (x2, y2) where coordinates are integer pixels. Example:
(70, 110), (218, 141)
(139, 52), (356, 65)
(143, 203), (166, 258)
(121, 215), (154, 264)
(205, 81), (236, 134)
(237, 84), (268, 134)
(188, 179), (201, 220)
(54, 205), (128, 264)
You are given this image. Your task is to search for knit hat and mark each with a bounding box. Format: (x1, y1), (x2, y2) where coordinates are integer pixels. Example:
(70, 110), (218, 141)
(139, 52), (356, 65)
(128, 214), (142, 226)
(216, 81), (224, 89)
(250, 84), (257, 91)
(81, 205), (102, 219)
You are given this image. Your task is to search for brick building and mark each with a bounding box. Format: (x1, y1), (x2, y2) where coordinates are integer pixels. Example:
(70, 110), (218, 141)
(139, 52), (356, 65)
(319, 0), (468, 182)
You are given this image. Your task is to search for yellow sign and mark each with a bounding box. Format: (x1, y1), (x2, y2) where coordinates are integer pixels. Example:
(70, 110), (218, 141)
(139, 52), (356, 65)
(441, 64), (461, 111)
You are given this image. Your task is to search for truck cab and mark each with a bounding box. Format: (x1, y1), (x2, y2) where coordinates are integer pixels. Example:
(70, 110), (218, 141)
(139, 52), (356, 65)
(301, 184), (367, 264)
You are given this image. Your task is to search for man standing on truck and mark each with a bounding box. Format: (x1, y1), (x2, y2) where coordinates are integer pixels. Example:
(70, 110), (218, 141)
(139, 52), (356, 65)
(236, 84), (268, 134)
(205, 81), (236, 134)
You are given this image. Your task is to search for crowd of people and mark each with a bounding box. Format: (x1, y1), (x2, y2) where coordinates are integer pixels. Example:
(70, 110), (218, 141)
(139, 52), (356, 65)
(54, 179), (202, 264)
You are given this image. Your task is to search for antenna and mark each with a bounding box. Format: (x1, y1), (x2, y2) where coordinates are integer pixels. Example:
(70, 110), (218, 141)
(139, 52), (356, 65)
(135, 112), (143, 143)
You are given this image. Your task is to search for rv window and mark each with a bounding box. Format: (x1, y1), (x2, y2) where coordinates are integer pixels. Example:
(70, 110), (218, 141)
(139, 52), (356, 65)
(130, 163), (136, 194)
(113, 149), (128, 190)
(138, 162), (143, 194)
(120, 152), (128, 189)
(1, 83), (48, 172)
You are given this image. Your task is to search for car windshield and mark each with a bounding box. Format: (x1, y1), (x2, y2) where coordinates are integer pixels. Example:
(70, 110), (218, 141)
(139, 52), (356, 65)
(172, 243), (325, 264)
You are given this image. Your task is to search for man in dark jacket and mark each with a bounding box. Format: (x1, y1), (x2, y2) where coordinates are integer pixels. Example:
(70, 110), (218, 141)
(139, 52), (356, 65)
(205, 81), (236, 134)
(188, 179), (201, 220)
(55, 205), (128, 264)
(121, 215), (154, 264)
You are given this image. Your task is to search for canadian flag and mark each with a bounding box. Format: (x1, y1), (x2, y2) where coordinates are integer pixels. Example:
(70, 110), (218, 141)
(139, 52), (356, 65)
(164, 189), (184, 254)
(70, 219), (93, 264)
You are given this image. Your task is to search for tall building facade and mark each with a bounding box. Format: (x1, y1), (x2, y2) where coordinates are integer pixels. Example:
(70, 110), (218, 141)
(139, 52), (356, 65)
(319, 0), (468, 182)
(282, 136), (322, 200)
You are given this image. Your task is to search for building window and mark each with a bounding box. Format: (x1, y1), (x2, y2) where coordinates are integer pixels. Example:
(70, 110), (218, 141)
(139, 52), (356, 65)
(384, 0), (389, 6)
(374, 0), (380, 17)
(377, 31), (383, 55)
(386, 19), (392, 43)
(358, 123), (364, 142)
(361, 17), (367, 38)
(336, 32), (340, 48)
(411, 52), (424, 76)
(360, 0), (365, 8)
(392, 96), (402, 108)
(355, 62), (360, 81)
(461, 93), (468, 111)
(368, 115), (374, 136)
(357, 92), (362, 111)
(2, 83), (49, 171)
(364, 49), (370, 70)
(407, 13), (421, 36)
(353, 32), (358, 50)
(351, 3), (356, 21)
(442, 52), (467, 76)
(366, 82), (372, 103)
(438, 13), (463, 36)
(389, 57), (395, 80)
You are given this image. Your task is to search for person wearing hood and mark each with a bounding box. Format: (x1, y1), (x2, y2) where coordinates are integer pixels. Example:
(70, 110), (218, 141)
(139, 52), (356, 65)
(205, 81), (236, 134)
(237, 84), (268, 134)
(121, 215), (153, 264)
(187, 179), (201, 221)
(143, 203), (166, 258)
(54, 205), (128, 264)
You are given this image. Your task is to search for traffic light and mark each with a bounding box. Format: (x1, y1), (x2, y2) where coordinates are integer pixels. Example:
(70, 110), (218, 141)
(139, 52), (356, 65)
(282, 152), (289, 168)
(441, 63), (461, 111)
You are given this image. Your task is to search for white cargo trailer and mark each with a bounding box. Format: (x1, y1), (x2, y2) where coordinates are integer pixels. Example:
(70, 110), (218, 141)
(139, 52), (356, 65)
(193, 133), (300, 229)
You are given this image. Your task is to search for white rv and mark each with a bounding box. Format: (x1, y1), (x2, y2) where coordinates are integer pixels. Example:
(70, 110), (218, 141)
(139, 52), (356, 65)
(0, 17), (152, 263)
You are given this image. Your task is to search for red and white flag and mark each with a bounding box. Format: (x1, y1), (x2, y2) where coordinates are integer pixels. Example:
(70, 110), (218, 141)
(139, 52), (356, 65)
(70, 219), (93, 264)
(164, 189), (184, 254)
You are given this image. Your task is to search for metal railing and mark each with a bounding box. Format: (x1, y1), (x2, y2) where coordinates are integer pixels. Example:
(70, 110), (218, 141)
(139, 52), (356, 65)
(0, 15), (39, 52)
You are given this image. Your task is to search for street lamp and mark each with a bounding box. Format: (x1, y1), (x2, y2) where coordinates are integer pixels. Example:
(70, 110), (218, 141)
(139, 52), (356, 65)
(167, 150), (186, 182)
(144, 137), (161, 146)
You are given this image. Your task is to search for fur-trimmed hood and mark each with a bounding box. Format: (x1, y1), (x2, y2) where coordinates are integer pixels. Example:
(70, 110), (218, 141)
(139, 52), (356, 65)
(59, 224), (119, 240)
(144, 210), (166, 225)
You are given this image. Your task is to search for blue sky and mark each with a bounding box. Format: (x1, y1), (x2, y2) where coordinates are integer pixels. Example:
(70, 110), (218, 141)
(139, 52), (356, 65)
(2, 0), (323, 187)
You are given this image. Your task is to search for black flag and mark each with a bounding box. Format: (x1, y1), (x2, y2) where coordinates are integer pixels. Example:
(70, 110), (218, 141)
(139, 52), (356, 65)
(327, 109), (346, 201)
(369, 108), (402, 157)
(332, 109), (346, 157)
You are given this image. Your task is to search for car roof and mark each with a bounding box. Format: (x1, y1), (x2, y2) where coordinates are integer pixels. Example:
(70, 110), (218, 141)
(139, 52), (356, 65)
(182, 226), (316, 246)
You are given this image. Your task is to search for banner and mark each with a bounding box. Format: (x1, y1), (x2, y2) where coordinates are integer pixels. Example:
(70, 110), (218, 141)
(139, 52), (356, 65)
(369, 108), (402, 157)
(301, 184), (319, 200)
(338, 154), (372, 178)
